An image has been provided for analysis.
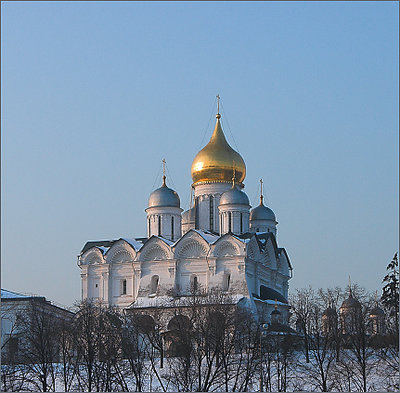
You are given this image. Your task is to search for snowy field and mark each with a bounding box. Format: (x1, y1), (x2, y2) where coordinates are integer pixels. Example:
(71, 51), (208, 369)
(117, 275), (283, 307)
(2, 350), (398, 392)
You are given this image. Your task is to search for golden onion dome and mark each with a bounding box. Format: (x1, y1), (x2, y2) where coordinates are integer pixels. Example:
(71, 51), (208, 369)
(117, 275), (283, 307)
(191, 114), (246, 186)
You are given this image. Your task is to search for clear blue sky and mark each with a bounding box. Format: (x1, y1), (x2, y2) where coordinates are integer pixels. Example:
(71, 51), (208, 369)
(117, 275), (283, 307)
(1, 1), (398, 307)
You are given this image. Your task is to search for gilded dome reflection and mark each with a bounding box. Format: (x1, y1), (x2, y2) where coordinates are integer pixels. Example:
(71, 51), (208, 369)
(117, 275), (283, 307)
(191, 115), (246, 185)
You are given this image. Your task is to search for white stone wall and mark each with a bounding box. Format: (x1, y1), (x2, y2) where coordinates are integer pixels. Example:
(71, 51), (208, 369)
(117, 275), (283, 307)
(78, 228), (291, 322)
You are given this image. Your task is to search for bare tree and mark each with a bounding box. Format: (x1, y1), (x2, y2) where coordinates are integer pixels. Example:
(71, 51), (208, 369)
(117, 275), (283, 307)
(338, 291), (375, 392)
(73, 300), (102, 392)
(57, 316), (79, 392)
(1, 362), (30, 392)
(295, 301), (337, 391)
(289, 286), (316, 363)
(16, 299), (62, 392)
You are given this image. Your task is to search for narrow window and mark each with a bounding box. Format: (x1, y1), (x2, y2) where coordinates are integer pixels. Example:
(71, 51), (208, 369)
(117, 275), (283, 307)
(224, 273), (231, 291)
(158, 216), (161, 236)
(122, 279), (127, 295)
(193, 276), (198, 291)
(228, 212), (232, 233)
(150, 275), (159, 295)
(171, 216), (174, 241)
(195, 197), (199, 229)
(209, 196), (214, 231)
(240, 212), (243, 233)
(148, 218), (151, 237)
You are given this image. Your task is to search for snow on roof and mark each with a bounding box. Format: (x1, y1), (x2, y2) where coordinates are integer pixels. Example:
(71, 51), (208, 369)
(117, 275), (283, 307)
(96, 246), (109, 254)
(1, 289), (37, 299)
(131, 294), (247, 309)
(231, 234), (247, 243)
(154, 236), (175, 246)
(192, 230), (220, 244)
(121, 238), (144, 251)
(254, 298), (289, 307)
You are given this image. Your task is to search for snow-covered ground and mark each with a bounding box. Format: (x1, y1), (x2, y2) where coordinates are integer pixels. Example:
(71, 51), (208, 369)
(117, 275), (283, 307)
(2, 350), (398, 392)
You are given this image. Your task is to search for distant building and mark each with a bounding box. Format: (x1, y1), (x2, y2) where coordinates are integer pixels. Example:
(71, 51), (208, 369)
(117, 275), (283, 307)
(1, 289), (74, 363)
(77, 103), (293, 328)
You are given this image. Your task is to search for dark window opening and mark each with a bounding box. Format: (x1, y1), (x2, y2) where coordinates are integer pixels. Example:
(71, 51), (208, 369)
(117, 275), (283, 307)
(158, 216), (161, 236)
(195, 197), (199, 229)
(171, 216), (174, 240)
(122, 279), (127, 295)
(150, 275), (159, 295)
(228, 212), (232, 233)
(209, 196), (214, 231)
(240, 213), (243, 233)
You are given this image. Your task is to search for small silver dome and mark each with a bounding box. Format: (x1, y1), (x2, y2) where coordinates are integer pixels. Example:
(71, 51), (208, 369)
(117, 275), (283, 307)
(148, 178), (180, 208)
(219, 186), (250, 206)
(322, 307), (337, 317)
(250, 202), (276, 221)
(370, 306), (384, 316)
(340, 293), (361, 310)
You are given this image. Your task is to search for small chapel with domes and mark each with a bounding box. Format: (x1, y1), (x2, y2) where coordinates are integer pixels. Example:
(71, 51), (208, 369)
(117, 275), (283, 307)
(78, 100), (293, 325)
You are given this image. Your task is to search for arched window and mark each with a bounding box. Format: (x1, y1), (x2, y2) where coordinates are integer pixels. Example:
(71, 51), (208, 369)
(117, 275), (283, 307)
(150, 275), (159, 296)
(121, 279), (127, 295)
(228, 212), (232, 233)
(209, 196), (214, 231)
(158, 216), (161, 236)
(193, 276), (198, 291)
(171, 216), (174, 241)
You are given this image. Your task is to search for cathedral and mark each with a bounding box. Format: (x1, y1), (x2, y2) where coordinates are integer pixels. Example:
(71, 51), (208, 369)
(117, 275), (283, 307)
(78, 102), (293, 325)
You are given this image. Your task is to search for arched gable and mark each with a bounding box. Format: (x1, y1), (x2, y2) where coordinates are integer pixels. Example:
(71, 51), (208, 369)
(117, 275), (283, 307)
(210, 234), (244, 257)
(246, 237), (260, 260)
(138, 236), (172, 261)
(80, 247), (105, 265)
(264, 238), (277, 270)
(173, 230), (209, 259)
(277, 251), (290, 276)
(105, 239), (136, 264)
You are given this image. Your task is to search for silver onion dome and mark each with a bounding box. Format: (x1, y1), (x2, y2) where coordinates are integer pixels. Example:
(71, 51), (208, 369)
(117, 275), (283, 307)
(341, 292), (361, 310)
(148, 176), (180, 208)
(250, 203), (276, 221)
(322, 307), (337, 317)
(220, 185), (250, 206)
(369, 306), (384, 316)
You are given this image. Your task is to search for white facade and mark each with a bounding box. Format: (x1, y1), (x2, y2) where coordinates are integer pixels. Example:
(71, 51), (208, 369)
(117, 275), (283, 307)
(78, 110), (293, 324)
